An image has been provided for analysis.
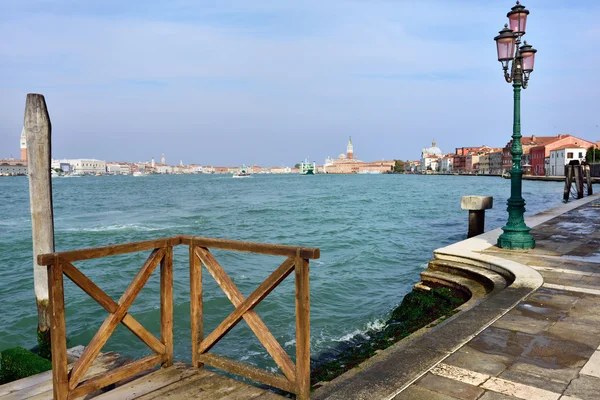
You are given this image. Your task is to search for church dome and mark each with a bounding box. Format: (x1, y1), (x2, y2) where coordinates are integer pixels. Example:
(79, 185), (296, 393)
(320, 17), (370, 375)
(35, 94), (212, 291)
(425, 140), (442, 156)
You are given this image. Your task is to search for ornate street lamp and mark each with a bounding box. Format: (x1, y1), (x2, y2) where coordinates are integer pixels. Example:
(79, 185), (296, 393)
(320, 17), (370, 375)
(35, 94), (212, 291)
(494, 1), (537, 249)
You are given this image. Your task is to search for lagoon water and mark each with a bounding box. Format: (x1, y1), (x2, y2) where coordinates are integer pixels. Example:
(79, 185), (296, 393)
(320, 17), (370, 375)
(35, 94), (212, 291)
(0, 174), (564, 371)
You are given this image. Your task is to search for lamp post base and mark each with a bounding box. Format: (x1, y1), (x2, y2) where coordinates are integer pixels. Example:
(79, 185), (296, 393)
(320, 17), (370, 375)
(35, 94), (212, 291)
(497, 228), (535, 249)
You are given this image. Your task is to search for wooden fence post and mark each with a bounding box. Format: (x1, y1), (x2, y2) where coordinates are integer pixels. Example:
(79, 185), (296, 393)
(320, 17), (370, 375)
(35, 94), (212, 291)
(190, 243), (204, 368)
(48, 260), (68, 400)
(295, 253), (310, 400)
(160, 246), (174, 367)
(25, 93), (55, 359)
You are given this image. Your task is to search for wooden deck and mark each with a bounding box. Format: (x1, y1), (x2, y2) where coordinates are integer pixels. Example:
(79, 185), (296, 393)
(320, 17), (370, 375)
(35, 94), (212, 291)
(0, 352), (284, 400)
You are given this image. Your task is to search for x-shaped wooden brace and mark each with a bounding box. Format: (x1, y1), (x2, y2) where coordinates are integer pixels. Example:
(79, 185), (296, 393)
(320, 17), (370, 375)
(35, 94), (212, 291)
(195, 247), (297, 385)
(66, 247), (166, 390)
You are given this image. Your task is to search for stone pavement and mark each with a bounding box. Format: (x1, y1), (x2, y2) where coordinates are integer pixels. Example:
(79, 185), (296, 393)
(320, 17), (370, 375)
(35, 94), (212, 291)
(397, 198), (600, 400)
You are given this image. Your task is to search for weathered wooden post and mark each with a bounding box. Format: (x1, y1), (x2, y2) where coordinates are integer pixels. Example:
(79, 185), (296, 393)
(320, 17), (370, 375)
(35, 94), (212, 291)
(585, 164), (593, 195)
(461, 196), (493, 238)
(25, 93), (55, 359)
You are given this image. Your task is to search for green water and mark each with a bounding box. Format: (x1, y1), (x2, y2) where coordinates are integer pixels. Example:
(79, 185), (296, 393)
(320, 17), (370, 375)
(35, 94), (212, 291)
(0, 174), (564, 370)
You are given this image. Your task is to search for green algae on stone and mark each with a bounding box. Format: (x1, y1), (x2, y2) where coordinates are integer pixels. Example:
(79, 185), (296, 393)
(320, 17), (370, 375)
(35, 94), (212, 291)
(311, 286), (466, 387)
(0, 347), (52, 384)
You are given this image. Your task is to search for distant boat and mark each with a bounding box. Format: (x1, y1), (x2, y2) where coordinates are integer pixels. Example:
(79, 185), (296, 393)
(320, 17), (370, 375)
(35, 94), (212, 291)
(133, 171), (147, 177)
(357, 170), (381, 174)
(233, 166), (252, 178)
(300, 159), (315, 175)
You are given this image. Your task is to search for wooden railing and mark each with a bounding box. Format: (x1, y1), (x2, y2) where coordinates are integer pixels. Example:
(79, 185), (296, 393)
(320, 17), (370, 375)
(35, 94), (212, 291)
(39, 235), (320, 400)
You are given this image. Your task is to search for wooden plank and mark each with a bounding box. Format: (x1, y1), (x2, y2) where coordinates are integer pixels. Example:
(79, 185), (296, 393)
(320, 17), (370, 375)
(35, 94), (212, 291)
(4, 353), (125, 400)
(199, 256), (295, 353)
(62, 262), (165, 355)
(181, 236), (320, 260)
(37, 237), (180, 266)
(160, 246), (174, 367)
(91, 362), (201, 400)
(25, 93), (55, 368)
(294, 256), (311, 400)
(195, 248), (296, 385)
(189, 244), (203, 368)
(47, 261), (68, 400)
(68, 354), (163, 399)
(68, 248), (165, 390)
(198, 353), (295, 394)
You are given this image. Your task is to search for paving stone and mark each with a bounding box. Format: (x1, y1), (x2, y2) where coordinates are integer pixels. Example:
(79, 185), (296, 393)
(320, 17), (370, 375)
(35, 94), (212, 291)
(482, 376), (561, 400)
(392, 385), (461, 400)
(519, 333), (595, 369)
(547, 323), (600, 348)
(498, 369), (568, 394)
(468, 327), (536, 359)
(509, 360), (579, 384)
(580, 350), (600, 378)
(478, 391), (522, 400)
(444, 345), (513, 376)
(492, 310), (555, 335)
(414, 373), (484, 400)
(563, 375), (600, 400)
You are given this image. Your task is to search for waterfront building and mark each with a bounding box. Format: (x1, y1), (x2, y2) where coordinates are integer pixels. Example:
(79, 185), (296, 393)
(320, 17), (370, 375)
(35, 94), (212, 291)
(106, 162), (131, 175)
(501, 135), (559, 174)
(440, 155), (454, 173)
(489, 151), (503, 175)
(270, 166), (292, 174)
(67, 159), (106, 175)
(347, 137), (354, 160)
(548, 146), (587, 176)
(155, 164), (173, 174)
(0, 159), (27, 175)
(323, 138), (394, 174)
(478, 153), (490, 174)
(420, 140), (443, 172)
(20, 127), (27, 161)
(527, 135), (594, 176)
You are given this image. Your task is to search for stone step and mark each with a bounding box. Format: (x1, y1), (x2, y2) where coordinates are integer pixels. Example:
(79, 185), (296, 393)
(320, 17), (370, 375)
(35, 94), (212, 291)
(420, 270), (488, 302)
(428, 259), (508, 295)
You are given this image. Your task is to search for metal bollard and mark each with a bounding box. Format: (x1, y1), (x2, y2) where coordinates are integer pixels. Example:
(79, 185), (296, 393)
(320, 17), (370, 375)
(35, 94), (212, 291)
(461, 196), (493, 238)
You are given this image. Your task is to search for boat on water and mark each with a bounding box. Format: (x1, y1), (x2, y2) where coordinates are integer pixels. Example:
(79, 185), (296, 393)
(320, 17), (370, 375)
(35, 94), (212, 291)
(357, 170), (381, 174)
(133, 171), (147, 177)
(233, 166), (252, 178)
(300, 159), (316, 175)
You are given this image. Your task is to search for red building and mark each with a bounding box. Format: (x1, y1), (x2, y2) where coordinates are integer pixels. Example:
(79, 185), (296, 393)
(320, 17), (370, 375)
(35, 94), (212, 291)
(528, 135), (595, 176)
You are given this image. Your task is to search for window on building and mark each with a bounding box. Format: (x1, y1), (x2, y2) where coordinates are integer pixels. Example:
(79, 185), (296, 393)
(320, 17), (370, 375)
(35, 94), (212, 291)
(579, 152), (583, 158)
(567, 152), (573, 159)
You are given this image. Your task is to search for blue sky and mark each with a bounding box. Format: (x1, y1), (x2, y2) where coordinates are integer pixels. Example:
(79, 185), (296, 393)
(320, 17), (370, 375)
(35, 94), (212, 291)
(1, 0), (599, 166)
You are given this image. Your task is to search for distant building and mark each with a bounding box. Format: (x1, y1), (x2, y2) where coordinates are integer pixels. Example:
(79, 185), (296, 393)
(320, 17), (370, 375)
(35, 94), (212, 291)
(420, 140), (443, 172)
(67, 159), (107, 175)
(440, 155), (454, 173)
(347, 137), (354, 160)
(528, 135), (595, 176)
(323, 138), (394, 174)
(549, 146), (586, 176)
(0, 159), (27, 175)
(20, 127), (27, 161)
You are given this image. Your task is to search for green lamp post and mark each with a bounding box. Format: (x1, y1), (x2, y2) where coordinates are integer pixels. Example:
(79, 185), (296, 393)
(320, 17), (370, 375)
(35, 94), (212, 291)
(494, 1), (538, 249)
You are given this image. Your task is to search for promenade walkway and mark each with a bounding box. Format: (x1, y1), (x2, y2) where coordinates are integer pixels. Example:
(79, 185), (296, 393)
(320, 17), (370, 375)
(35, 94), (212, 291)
(315, 194), (600, 400)
(399, 197), (600, 400)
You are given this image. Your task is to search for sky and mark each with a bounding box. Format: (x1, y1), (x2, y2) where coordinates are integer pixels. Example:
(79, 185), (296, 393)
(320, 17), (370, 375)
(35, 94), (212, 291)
(0, 0), (599, 166)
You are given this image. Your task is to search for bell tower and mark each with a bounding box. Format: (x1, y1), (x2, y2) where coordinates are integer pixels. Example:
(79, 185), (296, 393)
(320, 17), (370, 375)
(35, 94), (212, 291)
(347, 136), (354, 160)
(20, 127), (27, 161)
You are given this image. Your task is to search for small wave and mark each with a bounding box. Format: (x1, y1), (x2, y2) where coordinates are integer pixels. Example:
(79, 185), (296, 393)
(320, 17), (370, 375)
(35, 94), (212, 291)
(59, 223), (174, 232)
(284, 339), (296, 347)
(332, 318), (386, 343)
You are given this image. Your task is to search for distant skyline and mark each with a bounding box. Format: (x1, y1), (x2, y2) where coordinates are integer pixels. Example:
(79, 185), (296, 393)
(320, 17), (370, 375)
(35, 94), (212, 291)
(1, 1), (599, 165)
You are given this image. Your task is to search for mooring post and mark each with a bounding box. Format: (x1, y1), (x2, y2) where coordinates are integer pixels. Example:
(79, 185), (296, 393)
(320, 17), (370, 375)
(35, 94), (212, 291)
(461, 196), (493, 238)
(25, 93), (55, 359)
